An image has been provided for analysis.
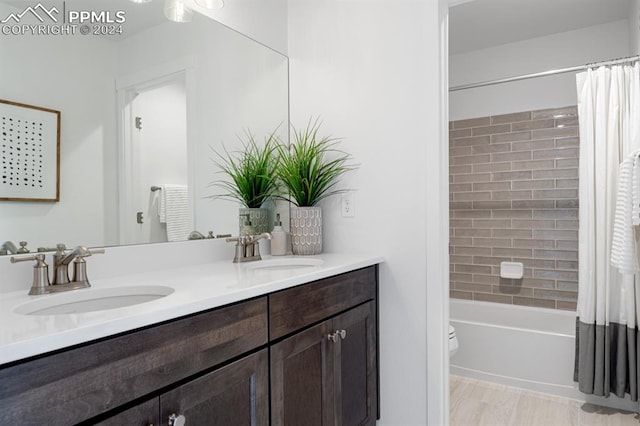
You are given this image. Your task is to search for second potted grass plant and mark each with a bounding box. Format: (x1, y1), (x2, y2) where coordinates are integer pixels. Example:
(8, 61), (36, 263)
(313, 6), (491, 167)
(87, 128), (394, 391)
(276, 119), (355, 255)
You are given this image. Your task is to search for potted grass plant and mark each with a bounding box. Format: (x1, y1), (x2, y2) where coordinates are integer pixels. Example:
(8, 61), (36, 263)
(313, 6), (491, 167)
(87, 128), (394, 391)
(276, 118), (356, 255)
(212, 129), (280, 234)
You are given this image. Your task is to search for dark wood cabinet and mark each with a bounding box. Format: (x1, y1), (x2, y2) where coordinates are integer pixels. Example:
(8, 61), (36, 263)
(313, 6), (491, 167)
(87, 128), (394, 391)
(97, 350), (269, 426)
(0, 265), (379, 426)
(93, 399), (159, 426)
(269, 266), (377, 340)
(335, 302), (377, 426)
(271, 319), (336, 426)
(0, 297), (268, 425)
(160, 349), (269, 426)
(270, 267), (378, 426)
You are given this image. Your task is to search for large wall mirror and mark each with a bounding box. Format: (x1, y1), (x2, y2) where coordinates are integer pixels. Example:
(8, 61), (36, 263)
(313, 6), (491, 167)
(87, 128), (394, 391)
(0, 0), (289, 252)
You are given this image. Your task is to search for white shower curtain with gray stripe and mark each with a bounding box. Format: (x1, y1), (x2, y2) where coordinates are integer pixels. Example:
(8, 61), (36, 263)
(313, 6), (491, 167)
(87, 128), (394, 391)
(575, 63), (640, 401)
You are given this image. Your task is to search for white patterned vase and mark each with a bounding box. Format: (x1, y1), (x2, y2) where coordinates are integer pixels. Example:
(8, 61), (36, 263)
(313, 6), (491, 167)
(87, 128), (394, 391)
(239, 207), (269, 234)
(290, 206), (322, 255)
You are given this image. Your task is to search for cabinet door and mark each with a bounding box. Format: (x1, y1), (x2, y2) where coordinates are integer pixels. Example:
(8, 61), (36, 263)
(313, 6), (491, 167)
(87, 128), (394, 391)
(334, 302), (377, 426)
(93, 398), (159, 426)
(270, 320), (337, 426)
(159, 349), (268, 426)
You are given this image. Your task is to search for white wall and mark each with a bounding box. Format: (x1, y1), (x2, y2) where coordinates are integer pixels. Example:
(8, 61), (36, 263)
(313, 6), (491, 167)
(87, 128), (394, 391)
(450, 19), (629, 120)
(188, 0), (288, 55)
(0, 3), (117, 250)
(288, 1), (447, 424)
(630, 0), (640, 55)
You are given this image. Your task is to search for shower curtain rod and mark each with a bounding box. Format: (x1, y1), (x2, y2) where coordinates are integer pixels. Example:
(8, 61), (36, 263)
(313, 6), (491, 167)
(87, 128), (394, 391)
(448, 55), (640, 92)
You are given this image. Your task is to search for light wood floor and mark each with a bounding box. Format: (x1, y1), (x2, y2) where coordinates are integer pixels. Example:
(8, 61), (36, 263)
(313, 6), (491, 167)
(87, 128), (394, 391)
(450, 375), (640, 426)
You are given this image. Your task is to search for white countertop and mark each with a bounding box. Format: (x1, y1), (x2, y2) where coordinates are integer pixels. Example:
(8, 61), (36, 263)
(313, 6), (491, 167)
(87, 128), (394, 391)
(0, 253), (383, 365)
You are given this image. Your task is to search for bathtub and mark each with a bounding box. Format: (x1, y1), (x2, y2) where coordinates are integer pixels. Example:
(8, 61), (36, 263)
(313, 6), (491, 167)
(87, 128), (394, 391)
(449, 299), (638, 412)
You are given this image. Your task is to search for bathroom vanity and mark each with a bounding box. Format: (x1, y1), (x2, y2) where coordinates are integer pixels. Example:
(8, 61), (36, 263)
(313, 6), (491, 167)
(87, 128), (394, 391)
(0, 254), (381, 425)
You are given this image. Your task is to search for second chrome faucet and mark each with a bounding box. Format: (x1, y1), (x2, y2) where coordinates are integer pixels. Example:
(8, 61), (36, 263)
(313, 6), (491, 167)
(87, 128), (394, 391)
(226, 233), (272, 263)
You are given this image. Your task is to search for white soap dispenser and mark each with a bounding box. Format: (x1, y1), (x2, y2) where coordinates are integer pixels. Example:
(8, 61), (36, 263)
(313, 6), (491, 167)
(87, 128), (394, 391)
(270, 213), (291, 256)
(239, 214), (255, 236)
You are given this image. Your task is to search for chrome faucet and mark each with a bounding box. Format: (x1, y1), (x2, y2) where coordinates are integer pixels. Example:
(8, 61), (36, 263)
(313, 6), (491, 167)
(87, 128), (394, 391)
(11, 244), (105, 295)
(226, 233), (272, 263)
(53, 244), (84, 285)
(1, 241), (18, 254)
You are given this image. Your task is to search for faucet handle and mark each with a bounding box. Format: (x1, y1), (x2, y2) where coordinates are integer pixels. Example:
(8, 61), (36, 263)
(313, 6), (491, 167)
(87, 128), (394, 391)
(37, 246), (58, 252)
(17, 241), (30, 254)
(71, 247), (105, 287)
(54, 244), (67, 258)
(75, 247), (106, 258)
(11, 253), (51, 295)
(10, 253), (44, 264)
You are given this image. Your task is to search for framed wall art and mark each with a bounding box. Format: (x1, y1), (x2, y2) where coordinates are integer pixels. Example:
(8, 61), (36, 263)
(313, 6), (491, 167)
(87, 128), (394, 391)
(0, 99), (60, 202)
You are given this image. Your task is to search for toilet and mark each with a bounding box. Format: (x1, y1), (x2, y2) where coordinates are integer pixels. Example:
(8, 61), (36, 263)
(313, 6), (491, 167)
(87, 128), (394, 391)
(449, 325), (459, 358)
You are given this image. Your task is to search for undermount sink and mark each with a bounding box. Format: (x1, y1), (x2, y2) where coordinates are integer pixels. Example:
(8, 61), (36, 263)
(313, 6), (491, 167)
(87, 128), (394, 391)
(245, 257), (324, 271)
(14, 285), (174, 315)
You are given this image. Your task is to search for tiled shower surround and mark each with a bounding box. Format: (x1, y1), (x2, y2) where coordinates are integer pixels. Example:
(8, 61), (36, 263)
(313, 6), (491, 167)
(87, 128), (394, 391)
(449, 106), (579, 311)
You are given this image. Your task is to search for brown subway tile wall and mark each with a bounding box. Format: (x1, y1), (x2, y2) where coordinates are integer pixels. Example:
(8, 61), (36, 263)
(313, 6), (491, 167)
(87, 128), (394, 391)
(449, 106), (579, 311)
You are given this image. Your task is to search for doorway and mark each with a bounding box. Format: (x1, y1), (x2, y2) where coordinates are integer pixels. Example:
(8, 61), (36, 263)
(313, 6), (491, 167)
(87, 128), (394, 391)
(118, 72), (189, 245)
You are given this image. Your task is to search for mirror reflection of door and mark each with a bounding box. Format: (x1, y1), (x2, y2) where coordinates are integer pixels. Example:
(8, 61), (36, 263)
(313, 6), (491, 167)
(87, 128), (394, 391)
(126, 74), (189, 245)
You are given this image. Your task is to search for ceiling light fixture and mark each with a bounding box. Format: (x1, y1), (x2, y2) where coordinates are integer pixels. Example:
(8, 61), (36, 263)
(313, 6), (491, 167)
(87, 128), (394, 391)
(195, 0), (224, 9)
(129, 0), (153, 3)
(164, 0), (193, 22)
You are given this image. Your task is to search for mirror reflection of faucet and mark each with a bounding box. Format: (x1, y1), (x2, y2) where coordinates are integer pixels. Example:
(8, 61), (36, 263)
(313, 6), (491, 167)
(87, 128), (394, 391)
(10, 244), (106, 295)
(1, 241), (19, 255)
(188, 231), (206, 240)
(188, 231), (231, 240)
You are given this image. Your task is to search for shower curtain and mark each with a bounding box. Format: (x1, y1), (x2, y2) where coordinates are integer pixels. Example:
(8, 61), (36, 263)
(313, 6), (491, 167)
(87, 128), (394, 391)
(575, 63), (640, 401)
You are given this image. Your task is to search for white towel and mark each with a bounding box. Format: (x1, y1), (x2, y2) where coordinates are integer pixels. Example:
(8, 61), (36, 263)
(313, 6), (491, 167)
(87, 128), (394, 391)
(611, 151), (640, 273)
(633, 153), (640, 226)
(158, 184), (190, 242)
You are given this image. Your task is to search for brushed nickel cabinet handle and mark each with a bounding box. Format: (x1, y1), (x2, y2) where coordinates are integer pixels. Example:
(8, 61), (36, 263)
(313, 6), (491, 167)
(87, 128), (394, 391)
(327, 330), (347, 342)
(168, 413), (186, 426)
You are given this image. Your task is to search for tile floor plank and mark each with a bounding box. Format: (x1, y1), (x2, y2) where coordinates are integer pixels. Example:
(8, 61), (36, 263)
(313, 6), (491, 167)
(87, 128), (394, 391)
(450, 375), (640, 426)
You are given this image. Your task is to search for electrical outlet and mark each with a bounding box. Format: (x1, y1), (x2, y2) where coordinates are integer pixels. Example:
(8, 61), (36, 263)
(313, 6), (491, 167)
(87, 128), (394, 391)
(341, 192), (355, 217)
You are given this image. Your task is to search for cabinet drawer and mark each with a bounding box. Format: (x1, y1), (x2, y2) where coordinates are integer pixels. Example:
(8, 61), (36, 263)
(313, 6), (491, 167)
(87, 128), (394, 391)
(0, 297), (268, 425)
(269, 266), (377, 340)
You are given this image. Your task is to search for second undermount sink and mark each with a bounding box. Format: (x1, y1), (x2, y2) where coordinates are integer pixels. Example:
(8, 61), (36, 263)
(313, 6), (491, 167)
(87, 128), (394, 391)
(14, 285), (175, 315)
(245, 257), (324, 271)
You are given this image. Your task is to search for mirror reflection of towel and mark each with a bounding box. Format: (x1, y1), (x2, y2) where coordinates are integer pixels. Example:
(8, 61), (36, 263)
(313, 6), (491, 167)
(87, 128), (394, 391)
(158, 184), (189, 242)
